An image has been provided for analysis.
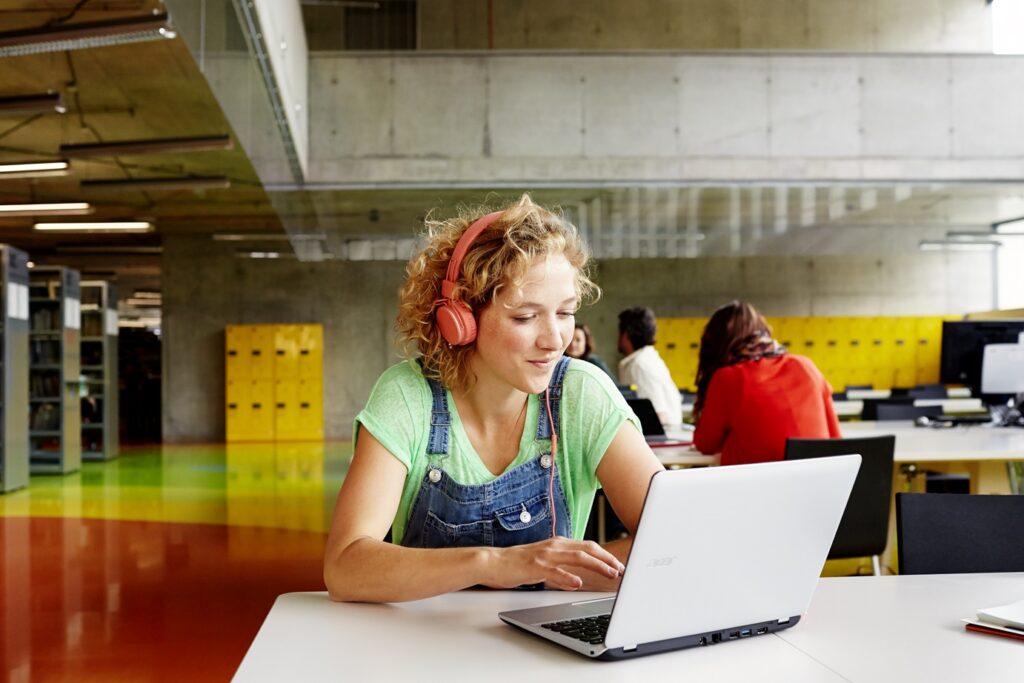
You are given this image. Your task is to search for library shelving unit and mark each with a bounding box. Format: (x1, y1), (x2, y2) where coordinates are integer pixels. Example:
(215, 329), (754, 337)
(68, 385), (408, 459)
(29, 266), (81, 475)
(80, 280), (119, 461)
(0, 245), (30, 493)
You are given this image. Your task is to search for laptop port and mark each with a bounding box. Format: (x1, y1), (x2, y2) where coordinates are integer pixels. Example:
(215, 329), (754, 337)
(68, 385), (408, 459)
(756, 626), (769, 635)
(711, 632), (722, 644)
(739, 629), (751, 638)
(728, 631), (740, 640)
(698, 636), (707, 646)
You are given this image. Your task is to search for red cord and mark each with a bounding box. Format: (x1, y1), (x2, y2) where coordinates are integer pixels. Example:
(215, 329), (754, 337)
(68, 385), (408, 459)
(545, 390), (558, 537)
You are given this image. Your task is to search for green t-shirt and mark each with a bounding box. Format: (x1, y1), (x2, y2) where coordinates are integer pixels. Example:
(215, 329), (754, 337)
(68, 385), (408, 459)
(354, 358), (640, 543)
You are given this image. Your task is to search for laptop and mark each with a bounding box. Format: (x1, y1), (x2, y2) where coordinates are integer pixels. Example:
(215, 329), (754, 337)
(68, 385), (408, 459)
(626, 398), (692, 447)
(499, 454), (861, 660)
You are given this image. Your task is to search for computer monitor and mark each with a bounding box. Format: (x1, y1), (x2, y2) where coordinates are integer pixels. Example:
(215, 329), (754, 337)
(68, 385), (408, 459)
(980, 343), (1024, 397)
(939, 320), (1024, 394)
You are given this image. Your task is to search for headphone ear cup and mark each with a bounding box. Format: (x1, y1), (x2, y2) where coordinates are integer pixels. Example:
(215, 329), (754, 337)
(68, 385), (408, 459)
(436, 300), (477, 346)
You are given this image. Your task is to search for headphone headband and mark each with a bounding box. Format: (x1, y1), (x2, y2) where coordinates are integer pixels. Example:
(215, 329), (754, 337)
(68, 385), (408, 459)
(435, 210), (504, 346)
(442, 211), (504, 297)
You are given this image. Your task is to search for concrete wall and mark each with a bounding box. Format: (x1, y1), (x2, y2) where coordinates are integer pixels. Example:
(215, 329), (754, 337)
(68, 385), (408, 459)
(161, 235), (406, 442)
(304, 52), (1024, 188)
(416, 0), (993, 53)
(162, 235), (992, 441)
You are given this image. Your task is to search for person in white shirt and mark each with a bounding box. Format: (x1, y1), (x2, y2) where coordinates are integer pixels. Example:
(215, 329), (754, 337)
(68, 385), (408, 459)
(617, 307), (683, 429)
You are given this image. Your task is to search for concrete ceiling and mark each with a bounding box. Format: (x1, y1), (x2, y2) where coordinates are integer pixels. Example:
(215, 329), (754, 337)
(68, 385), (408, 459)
(0, 0), (279, 298)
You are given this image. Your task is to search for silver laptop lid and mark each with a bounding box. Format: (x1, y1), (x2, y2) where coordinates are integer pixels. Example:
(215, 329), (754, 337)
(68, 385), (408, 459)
(605, 454), (860, 649)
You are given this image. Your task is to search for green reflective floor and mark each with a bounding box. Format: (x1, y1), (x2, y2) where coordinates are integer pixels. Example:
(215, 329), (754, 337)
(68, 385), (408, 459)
(0, 442), (353, 532)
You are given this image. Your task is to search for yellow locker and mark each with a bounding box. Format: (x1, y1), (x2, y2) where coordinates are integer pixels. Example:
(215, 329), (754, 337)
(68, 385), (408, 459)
(226, 325), (251, 380)
(274, 380), (300, 441)
(890, 318), (917, 388)
(226, 379), (250, 442)
(296, 379), (324, 441)
(248, 380), (276, 441)
(274, 325), (300, 379)
(915, 317), (944, 385)
(298, 324), (324, 379)
(249, 325), (275, 380)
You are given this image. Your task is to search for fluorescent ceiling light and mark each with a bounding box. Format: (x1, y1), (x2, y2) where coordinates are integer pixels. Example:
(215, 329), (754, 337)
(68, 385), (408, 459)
(0, 92), (66, 115)
(125, 298), (162, 307)
(0, 13), (176, 58)
(235, 251), (298, 259)
(81, 176), (230, 191)
(61, 135), (233, 158)
(0, 202), (92, 216)
(131, 291), (162, 300)
(0, 160), (70, 178)
(213, 232), (324, 241)
(34, 221), (154, 233)
(919, 240), (1002, 251)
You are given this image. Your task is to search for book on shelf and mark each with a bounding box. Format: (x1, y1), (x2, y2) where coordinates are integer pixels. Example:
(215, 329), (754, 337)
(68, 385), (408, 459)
(963, 598), (1024, 642)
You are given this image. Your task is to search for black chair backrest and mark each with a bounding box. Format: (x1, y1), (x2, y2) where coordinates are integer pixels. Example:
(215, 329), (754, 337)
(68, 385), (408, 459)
(626, 398), (664, 436)
(907, 384), (948, 399)
(861, 397), (914, 420)
(785, 435), (896, 559)
(875, 404), (943, 421)
(896, 493), (1024, 574)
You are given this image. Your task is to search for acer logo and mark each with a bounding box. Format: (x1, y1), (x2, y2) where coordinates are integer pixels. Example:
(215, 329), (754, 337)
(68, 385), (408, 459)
(647, 556), (677, 568)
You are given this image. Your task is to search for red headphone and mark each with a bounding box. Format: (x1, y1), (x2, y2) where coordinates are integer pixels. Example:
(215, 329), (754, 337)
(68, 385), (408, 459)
(435, 211), (504, 346)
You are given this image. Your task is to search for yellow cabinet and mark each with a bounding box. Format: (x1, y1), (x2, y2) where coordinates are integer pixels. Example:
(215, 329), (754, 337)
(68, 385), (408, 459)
(226, 326), (251, 381)
(225, 324), (325, 442)
(249, 325), (275, 380)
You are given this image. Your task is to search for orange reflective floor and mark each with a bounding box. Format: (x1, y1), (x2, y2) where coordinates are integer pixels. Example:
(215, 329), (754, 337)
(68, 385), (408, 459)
(0, 443), (352, 682)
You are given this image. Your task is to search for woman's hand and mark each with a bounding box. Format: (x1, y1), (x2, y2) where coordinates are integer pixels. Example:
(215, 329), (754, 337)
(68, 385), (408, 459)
(482, 538), (625, 591)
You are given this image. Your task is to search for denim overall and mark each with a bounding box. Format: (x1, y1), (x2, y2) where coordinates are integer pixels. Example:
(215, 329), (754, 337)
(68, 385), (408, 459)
(400, 356), (573, 548)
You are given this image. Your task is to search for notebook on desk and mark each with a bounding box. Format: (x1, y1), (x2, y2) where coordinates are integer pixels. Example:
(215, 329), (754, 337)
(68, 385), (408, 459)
(626, 398), (692, 447)
(499, 455), (861, 660)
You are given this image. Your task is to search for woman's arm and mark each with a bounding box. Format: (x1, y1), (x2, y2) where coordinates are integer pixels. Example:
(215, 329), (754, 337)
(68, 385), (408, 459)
(324, 426), (626, 603)
(566, 421), (665, 591)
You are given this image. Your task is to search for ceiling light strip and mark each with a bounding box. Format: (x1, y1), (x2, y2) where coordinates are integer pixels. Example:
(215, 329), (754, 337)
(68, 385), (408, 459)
(0, 202), (92, 216)
(0, 13), (176, 58)
(34, 221), (154, 233)
(60, 135), (233, 158)
(0, 160), (69, 177)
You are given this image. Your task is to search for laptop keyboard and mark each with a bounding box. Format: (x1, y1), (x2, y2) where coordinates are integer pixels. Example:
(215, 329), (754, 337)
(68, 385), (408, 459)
(541, 614), (610, 645)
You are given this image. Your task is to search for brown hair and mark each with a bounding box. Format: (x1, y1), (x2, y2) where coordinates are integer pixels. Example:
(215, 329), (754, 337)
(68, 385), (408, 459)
(397, 194), (599, 392)
(693, 300), (773, 420)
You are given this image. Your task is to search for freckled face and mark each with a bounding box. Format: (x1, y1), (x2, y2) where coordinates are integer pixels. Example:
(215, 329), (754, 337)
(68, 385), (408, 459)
(566, 328), (587, 358)
(470, 254), (578, 395)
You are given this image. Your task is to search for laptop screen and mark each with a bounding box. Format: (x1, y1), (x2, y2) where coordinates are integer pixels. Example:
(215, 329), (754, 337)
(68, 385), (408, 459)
(626, 398), (665, 436)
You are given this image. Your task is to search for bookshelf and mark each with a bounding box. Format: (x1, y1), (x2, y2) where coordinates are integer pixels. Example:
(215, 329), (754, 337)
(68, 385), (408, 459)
(80, 280), (119, 461)
(1, 245), (30, 493)
(29, 266), (81, 475)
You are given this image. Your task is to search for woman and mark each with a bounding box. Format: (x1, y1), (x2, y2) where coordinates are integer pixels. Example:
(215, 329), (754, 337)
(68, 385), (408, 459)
(324, 195), (663, 603)
(692, 300), (840, 466)
(565, 323), (616, 381)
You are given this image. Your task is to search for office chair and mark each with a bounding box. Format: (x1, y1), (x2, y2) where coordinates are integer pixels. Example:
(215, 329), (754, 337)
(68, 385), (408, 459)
(907, 384), (948, 399)
(861, 398), (914, 420)
(785, 435), (896, 576)
(896, 493), (1024, 574)
(874, 404), (943, 421)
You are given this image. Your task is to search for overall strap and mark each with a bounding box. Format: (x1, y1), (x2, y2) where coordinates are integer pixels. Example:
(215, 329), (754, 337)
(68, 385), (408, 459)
(424, 375), (451, 456)
(536, 356), (572, 441)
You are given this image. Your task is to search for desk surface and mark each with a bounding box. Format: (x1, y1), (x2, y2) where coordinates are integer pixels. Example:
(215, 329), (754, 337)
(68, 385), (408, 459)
(843, 420), (1024, 462)
(234, 574), (1024, 682)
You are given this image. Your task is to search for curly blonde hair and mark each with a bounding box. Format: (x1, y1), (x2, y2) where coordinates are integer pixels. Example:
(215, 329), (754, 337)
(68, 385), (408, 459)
(397, 194), (599, 393)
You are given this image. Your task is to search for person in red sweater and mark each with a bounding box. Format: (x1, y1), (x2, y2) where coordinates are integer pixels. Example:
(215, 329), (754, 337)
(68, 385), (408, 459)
(692, 301), (841, 466)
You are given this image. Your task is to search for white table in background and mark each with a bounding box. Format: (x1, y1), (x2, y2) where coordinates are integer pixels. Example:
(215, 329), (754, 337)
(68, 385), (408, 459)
(234, 573), (1024, 683)
(843, 420), (1024, 493)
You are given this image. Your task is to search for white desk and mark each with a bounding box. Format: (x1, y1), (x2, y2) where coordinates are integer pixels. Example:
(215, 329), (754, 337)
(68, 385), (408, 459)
(234, 574), (1024, 682)
(843, 420), (1024, 493)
